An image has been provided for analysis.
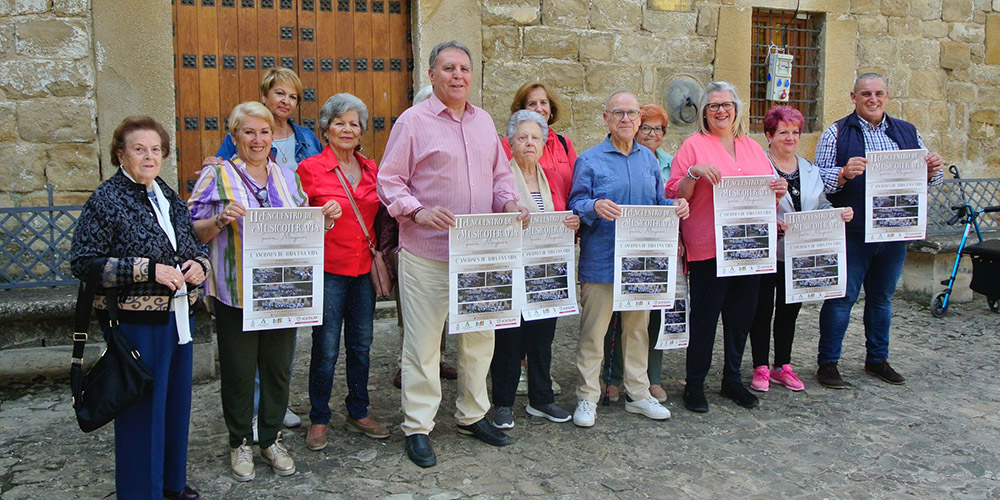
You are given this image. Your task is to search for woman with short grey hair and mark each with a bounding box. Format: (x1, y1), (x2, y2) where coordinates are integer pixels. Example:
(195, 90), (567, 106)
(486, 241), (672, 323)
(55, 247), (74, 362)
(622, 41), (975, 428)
(506, 109), (549, 143)
(298, 93), (390, 450)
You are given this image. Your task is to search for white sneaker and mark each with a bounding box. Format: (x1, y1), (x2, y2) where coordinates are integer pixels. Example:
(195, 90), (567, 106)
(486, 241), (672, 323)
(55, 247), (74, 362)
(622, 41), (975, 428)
(625, 396), (671, 420)
(572, 400), (597, 428)
(261, 433), (296, 476)
(230, 438), (255, 482)
(283, 407), (301, 428)
(251, 416), (259, 444)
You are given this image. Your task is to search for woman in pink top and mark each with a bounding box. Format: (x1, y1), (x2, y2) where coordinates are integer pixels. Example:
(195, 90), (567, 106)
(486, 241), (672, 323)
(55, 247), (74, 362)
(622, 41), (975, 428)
(665, 81), (787, 413)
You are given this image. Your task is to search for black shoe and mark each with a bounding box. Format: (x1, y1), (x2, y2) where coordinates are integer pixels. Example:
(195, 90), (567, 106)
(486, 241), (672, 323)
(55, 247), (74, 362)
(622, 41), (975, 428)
(163, 486), (200, 500)
(682, 380), (709, 413)
(864, 361), (905, 385)
(816, 362), (849, 389)
(456, 418), (513, 447)
(720, 379), (760, 409)
(405, 434), (436, 468)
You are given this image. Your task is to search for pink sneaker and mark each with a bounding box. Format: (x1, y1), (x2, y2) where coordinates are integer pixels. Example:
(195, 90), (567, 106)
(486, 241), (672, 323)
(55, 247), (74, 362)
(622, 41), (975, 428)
(750, 365), (770, 392)
(770, 364), (805, 391)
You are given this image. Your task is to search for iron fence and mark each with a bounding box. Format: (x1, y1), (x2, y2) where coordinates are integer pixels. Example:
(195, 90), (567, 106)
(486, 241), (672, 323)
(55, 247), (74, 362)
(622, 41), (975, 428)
(1, 186), (82, 290)
(927, 177), (1000, 234)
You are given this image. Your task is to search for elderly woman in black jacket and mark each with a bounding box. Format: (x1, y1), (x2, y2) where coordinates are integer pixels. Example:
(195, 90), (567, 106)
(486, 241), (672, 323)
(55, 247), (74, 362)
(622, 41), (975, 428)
(71, 116), (209, 500)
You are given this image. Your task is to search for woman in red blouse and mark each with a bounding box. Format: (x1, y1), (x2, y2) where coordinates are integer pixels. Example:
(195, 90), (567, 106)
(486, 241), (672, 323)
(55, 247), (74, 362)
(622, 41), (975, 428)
(297, 93), (389, 450)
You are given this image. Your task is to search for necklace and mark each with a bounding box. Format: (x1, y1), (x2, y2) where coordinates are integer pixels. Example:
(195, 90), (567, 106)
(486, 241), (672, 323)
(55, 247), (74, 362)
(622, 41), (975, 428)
(347, 172), (356, 184)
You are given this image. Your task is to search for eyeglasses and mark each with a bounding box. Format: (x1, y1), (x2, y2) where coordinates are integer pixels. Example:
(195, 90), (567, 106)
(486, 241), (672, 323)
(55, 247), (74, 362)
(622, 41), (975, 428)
(252, 187), (271, 208)
(638, 124), (665, 135)
(706, 102), (735, 112)
(609, 109), (640, 122)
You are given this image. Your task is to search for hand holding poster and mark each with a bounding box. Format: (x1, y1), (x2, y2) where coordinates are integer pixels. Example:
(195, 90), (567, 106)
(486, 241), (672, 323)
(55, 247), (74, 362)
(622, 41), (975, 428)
(714, 175), (777, 277)
(654, 274), (689, 350)
(242, 207), (325, 331)
(521, 211), (579, 321)
(449, 214), (524, 334)
(613, 205), (679, 310)
(865, 148), (929, 243)
(783, 208), (847, 304)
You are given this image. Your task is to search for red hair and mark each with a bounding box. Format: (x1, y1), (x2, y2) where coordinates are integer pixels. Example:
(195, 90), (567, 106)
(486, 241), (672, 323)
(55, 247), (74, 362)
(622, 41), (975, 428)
(639, 104), (669, 127)
(763, 105), (804, 136)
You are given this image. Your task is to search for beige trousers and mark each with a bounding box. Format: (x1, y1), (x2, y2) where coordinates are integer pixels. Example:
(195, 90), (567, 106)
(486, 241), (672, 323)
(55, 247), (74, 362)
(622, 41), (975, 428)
(576, 283), (652, 403)
(398, 249), (494, 435)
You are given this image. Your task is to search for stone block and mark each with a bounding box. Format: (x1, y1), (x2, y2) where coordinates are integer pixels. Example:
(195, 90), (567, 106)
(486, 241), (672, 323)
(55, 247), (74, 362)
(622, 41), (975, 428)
(482, 0), (539, 26)
(882, 0), (910, 16)
(0, 142), (47, 192)
(613, 34), (668, 65)
(900, 39), (941, 69)
(523, 26), (579, 59)
(15, 19), (90, 59)
(947, 80), (978, 101)
(0, 59), (93, 99)
(922, 20), (950, 38)
(941, 40), (973, 69)
(943, 0), (974, 21)
(482, 26), (521, 61)
(10, 0), (47, 15)
(985, 15), (1000, 63)
(0, 23), (12, 55)
(675, 36), (715, 65)
(52, 0), (90, 16)
(913, 0), (943, 19)
(909, 69), (948, 99)
(591, 0), (642, 31)
(950, 22), (986, 42)
(585, 63), (644, 95)
(858, 37), (900, 68)
(972, 43), (985, 62)
(968, 108), (1000, 138)
(17, 98), (96, 143)
(44, 143), (99, 191)
(902, 252), (974, 304)
(0, 102), (15, 141)
(850, 0), (881, 15)
(579, 31), (616, 62)
(18, 190), (91, 206)
(696, 5), (718, 36)
(540, 0), (590, 29)
(859, 16), (889, 36)
(647, 0), (691, 10)
(642, 9), (697, 35)
(536, 60), (587, 95)
(482, 61), (535, 101)
(888, 17), (923, 37)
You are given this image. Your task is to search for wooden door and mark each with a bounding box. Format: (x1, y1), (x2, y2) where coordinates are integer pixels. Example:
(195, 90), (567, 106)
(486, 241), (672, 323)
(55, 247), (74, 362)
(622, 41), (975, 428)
(172, 0), (414, 197)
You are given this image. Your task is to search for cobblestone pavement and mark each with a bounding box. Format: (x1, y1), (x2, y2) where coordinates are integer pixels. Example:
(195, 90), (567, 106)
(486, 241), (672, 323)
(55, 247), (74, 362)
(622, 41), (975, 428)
(2, 296), (1000, 499)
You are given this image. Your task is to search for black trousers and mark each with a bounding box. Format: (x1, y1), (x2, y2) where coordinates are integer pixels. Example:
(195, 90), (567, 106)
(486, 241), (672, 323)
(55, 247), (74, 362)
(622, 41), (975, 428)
(490, 317), (557, 407)
(749, 261), (801, 367)
(686, 259), (760, 384)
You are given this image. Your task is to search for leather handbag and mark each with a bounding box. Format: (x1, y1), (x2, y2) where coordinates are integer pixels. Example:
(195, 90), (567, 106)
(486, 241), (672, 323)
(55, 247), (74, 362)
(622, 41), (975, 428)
(70, 282), (154, 433)
(333, 166), (394, 298)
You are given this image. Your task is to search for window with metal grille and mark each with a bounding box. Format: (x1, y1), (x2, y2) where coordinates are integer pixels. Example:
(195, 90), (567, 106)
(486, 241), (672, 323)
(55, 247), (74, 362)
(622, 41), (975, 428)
(749, 8), (823, 133)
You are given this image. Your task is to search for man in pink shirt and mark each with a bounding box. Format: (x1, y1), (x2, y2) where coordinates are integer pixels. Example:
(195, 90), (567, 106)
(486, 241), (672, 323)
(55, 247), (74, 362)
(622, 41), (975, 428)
(377, 40), (529, 468)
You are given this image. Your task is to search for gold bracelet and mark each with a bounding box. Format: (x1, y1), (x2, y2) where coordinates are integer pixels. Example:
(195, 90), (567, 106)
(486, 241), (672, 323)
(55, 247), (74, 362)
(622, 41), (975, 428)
(215, 213), (224, 229)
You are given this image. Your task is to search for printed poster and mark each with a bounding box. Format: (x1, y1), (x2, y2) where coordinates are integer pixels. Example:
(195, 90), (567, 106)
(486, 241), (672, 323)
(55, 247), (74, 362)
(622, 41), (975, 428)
(865, 149), (929, 243)
(714, 175), (777, 277)
(448, 213), (523, 334)
(783, 208), (847, 304)
(242, 207), (325, 331)
(521, 211), (579, 321)
(613, 205), (680, 311)
(654, 274), (689, 350)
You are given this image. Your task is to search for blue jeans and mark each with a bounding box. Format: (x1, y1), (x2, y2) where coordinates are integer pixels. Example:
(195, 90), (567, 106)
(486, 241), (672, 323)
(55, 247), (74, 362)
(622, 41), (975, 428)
(309, 272), (376, 424)
(818, 235), (906, 365)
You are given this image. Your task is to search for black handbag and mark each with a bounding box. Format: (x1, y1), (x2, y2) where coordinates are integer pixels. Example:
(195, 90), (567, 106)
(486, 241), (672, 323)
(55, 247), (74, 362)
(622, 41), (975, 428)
(70, 282), (154, 433)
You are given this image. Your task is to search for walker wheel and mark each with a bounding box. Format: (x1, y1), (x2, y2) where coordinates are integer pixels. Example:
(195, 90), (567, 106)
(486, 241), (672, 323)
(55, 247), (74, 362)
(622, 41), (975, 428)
(930, 291), (948, 318)
(989, 297), (999, 313)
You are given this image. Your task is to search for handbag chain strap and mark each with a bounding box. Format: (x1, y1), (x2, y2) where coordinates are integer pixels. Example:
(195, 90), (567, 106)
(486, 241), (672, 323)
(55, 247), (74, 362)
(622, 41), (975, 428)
(333, 165), (376, 253)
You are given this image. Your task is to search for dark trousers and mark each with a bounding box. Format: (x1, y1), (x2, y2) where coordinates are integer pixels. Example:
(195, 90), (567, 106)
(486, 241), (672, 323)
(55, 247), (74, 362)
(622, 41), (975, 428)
(108, 316), (193, 500)
(749, 261), (801, 367)
(215, 298), (296, 449)
(601, 312), (664, 386)
(490, 317), (557, 407)
(686, 259), (761, 384)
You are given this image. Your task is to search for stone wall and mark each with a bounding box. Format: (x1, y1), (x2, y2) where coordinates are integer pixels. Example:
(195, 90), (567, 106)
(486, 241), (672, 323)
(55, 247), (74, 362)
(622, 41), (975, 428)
(0, 0), (98, 207)
(478, 0), (1000, 179)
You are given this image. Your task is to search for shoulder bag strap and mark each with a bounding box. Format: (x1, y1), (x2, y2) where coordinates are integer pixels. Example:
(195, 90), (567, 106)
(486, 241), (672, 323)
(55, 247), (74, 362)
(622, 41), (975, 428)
(333, 166), (376, 253)
(71, 281), (95, 368)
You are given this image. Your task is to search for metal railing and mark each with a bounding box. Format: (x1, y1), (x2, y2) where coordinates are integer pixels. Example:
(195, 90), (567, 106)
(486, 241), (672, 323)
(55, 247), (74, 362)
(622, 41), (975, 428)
(0, 186), (82, 290)
(927, 177), (1000, 235)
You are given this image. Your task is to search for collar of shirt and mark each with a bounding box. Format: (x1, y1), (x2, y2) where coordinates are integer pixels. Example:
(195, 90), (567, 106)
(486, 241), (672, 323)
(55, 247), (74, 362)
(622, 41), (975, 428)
(858, 113), (888, 133)
(427, 93), (476, 121)
(598, 134), (641, 157)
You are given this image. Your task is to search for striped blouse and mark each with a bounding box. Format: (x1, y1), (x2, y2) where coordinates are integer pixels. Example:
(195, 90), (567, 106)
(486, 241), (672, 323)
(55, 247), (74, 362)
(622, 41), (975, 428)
(188, 157), (307, 308)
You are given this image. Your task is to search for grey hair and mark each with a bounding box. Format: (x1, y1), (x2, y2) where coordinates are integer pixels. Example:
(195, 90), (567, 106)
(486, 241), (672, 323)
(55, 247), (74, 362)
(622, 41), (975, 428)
(854, 72), (887, 92)
(318, 93), (369, 141)
(413, 85), (433, 104)
(698, 81), (747, 139)
(505, 110), (549, 144)
(429, 40), (473, 69)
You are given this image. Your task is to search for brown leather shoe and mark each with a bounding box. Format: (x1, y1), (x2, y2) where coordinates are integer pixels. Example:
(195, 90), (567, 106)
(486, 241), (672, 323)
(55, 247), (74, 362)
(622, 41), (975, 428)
(816, 362), (849, 389)
(864, 362), (905, 385)
(346, 416), (390, 439)
(439, 362), (458, 380)
(305, 424), (328, 451)
(393, 369), (402, 389)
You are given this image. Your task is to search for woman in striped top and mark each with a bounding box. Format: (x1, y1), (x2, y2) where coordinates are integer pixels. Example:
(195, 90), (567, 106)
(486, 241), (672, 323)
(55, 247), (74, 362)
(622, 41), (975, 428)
(488, 110), (580, 430)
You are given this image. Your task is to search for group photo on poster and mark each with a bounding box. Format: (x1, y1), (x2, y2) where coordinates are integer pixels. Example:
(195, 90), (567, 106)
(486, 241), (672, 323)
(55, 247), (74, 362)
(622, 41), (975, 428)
(448, 213), (524, 334)
(654, 275), (689, 350)
(713, 175), (777, 276)
(521, 212), (579, 320)
(783, 208), (848, 303)
(241, 207), (325, 331)
(865, 149), (928, 242)
(612, 205), (680, 310)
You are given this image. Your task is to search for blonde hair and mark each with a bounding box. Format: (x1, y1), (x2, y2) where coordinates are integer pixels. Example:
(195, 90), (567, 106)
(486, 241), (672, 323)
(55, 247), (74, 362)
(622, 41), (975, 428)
(228, 101), (275, 133)
(259, 67), (303, 99)
(697, 81), (747, 139)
